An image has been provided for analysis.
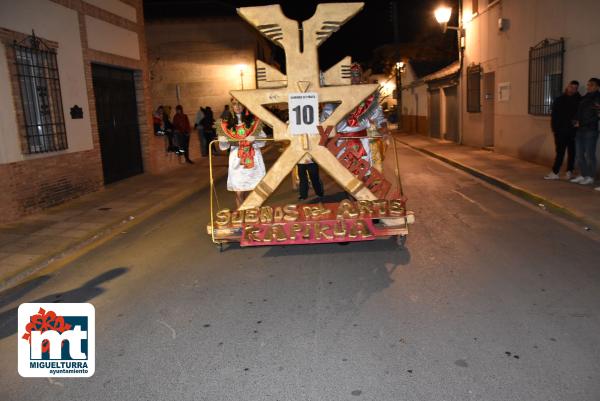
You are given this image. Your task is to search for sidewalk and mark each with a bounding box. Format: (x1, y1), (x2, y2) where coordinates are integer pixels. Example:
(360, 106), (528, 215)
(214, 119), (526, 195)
(0, 155), (229, 291)
(395, 132), (600, 232)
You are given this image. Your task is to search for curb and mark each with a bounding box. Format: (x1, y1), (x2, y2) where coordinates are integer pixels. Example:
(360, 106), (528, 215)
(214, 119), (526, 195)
(0, 166), (228, 292)
(396, 138), (600, 232)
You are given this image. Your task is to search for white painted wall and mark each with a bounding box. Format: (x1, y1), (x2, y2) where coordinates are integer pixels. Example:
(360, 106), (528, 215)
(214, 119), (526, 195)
(400, 64), (428, 118)
(84, 0), (137, 22)
(85, 16), (140, 60)
(0, 0), (92, 164)
(461, 0), (600, 167)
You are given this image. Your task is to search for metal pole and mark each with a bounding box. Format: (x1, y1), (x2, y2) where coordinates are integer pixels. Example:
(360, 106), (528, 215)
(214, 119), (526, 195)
(240, 70), (244, 90)
(396, 67), (402, 130)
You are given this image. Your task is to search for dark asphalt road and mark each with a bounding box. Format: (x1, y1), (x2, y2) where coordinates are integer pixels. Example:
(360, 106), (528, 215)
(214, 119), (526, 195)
(1, 142), (599, 401)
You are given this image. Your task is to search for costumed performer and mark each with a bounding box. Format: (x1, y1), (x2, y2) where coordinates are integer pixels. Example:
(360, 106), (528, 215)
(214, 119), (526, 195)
(217, 98), (267, 208)
(320, 63), (390, 171)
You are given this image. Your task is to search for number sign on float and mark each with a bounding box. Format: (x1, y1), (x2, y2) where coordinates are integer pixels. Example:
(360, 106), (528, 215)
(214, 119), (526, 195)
(288, 92), (319, 135)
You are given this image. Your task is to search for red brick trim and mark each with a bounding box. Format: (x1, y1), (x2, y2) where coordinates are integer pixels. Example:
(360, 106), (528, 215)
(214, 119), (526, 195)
(50, 0), (140, 33)
(87, 48), (142, 68)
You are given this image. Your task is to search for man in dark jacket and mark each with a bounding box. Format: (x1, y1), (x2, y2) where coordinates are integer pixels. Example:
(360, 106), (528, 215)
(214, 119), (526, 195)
(571, 78), (600, 185)
(545, 81), (580, 180)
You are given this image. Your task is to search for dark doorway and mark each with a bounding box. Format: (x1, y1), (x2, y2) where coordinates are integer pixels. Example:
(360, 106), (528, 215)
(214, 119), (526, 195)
(92, 64), (143, 184)
(444, 85), (459, 142)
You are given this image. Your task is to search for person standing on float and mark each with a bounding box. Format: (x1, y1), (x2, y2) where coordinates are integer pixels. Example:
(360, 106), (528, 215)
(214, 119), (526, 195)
(218, 99), (267, 208)
(320, 63), (390, 168)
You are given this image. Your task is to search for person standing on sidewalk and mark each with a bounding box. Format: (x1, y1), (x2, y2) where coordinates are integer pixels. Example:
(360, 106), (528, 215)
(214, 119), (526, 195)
(194, 106), (207, 157)
(202, 107), (216, 154)
(545, 81), (581, 180)
(220, 105), (231, 120)
(173, 105), (194, 164)
(570, 78), (600, 185)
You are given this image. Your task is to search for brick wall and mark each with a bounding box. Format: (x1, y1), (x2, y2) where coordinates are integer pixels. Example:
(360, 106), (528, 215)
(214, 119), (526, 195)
(0, 150), (103, 221)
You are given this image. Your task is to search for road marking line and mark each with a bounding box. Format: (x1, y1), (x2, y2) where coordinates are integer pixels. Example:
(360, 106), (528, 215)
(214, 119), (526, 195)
(156, 319), (177, 339)
(452, 190), (499, 218)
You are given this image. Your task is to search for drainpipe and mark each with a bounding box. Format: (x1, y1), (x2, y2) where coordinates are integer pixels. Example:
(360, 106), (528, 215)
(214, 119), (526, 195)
(458, 0), (465, 145)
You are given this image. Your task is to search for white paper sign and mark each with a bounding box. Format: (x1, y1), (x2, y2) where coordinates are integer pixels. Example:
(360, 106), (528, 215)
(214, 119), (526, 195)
(288, 92), (319, 135)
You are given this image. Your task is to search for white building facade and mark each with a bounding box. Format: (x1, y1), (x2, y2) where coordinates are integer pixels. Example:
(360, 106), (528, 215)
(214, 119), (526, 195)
(460, 0), (600, 168)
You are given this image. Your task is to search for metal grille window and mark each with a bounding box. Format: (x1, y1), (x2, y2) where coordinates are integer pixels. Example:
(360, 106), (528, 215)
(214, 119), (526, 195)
(467, 64), (481, 113)
(12, 33), (67, 153)
(528, 38), (564, 116)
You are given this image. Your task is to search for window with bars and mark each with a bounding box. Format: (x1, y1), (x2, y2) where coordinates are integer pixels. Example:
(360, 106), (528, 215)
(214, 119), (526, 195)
(467, 64), (481, 113)
(528, 38), (564, 116)
(12, 33), (67, 154)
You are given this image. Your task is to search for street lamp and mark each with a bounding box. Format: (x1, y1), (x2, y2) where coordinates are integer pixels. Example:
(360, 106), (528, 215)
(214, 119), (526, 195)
(395, 61), (405, 130)
(434, 5), (463, 34)
(237, 64), (247, 90)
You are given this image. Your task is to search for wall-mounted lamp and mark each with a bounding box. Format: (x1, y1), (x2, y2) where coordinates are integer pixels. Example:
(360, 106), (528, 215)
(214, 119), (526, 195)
(434, 5), (463, 35)
(236, 64), (247, 90)
(434, 5), (465, 48)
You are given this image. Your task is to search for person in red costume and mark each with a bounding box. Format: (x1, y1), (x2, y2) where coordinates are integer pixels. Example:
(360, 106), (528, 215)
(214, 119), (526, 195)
(172, 105), (194, 164)
(320, 63), (389, 166)
(217, 98), (267, 208)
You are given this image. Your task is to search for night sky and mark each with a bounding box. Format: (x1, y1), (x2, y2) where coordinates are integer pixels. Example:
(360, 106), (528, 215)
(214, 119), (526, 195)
(144, 0), (459, 72)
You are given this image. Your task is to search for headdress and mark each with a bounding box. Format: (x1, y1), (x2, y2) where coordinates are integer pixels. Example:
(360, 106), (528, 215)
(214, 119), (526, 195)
(350, 63), (363, 83)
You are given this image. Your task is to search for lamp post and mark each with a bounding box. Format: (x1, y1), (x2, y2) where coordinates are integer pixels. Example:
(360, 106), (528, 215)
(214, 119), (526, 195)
(435, 5), (465, 144)
(395, 61), (405, 130)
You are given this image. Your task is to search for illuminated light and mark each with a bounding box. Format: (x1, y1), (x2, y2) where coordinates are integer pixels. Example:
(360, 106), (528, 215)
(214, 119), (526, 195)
(383, 82), (395, 92)
(434, 6), (452, 24)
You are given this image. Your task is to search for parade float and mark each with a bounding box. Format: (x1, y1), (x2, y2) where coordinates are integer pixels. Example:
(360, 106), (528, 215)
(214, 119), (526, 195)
(206, 2), (415, 250)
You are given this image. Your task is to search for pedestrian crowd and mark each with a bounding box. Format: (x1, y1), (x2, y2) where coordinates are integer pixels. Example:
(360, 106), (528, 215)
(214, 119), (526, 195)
(545, 77), (600, 192)
(153, 103), (225, 164)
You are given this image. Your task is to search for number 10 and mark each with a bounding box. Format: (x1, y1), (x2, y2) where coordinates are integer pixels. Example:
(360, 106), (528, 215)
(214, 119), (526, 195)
(292, 105), (314, 125)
